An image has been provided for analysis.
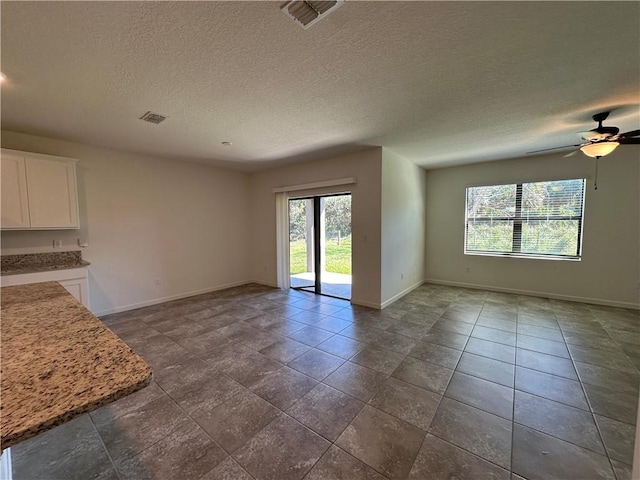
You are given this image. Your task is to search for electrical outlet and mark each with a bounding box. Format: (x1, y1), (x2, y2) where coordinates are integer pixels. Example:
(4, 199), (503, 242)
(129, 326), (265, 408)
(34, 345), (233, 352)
(401, 272), (404, 280)
(154, 279), (161, 286)
(465, 267), (471, 273)
(53, 240), (62, 248)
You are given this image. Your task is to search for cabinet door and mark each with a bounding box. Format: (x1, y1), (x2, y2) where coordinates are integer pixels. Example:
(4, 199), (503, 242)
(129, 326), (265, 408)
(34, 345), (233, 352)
(59, 280), (82, 302)
(25, 157), (79, 228)
(1, 152), (30, 228)
(58, 277), (90, 309)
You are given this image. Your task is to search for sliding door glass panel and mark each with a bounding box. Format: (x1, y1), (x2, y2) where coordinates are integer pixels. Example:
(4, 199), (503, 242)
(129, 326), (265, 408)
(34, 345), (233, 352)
(321, 195), (352, 299)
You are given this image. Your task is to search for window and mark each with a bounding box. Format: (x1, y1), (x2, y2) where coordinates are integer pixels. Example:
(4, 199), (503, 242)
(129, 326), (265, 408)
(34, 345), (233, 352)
(465, 179), (586, 260)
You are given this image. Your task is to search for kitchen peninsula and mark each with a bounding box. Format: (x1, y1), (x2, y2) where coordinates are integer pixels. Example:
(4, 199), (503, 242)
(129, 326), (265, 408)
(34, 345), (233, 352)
(0, 282), (152, 450)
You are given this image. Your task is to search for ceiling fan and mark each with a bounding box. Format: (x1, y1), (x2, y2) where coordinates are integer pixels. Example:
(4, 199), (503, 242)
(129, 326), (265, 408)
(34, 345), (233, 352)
(528, 111), (640, 158)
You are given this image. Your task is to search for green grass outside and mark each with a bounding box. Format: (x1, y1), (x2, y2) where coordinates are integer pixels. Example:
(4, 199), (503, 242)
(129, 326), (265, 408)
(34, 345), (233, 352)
(290, 236), (352, 275)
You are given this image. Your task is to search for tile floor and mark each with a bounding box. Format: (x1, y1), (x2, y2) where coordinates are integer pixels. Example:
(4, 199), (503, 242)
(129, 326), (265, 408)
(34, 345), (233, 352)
(10, 283), (639, 480)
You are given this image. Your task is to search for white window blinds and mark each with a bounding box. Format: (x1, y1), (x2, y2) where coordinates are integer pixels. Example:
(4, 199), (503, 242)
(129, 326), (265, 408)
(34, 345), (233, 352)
(465, 179), (586, 259)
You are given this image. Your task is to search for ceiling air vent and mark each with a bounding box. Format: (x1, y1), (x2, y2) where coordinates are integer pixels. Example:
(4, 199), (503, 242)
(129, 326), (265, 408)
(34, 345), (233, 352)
(139, 111), (167, 124)
(281, 1), (344, 29)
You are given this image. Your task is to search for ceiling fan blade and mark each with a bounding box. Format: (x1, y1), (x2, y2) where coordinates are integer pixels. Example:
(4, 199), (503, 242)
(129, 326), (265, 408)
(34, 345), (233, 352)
(618, 137), (640, 144)
(526, 144), (580, 154)
(619, 129), (640, 139)
(564, 150), (578, 158)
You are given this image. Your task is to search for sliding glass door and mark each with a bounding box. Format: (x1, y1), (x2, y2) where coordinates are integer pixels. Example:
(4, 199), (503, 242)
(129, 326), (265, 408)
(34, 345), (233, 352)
(289, 194), (351, 300)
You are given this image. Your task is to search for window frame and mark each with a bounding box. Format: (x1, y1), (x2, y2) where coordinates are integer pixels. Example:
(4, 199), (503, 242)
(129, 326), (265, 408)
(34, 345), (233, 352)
(464, 178), (586, 261)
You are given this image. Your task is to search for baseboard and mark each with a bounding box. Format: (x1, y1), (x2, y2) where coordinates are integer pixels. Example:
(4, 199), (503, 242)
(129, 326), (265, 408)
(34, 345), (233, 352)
(425, 278), (640, 310)
(251, 279), (279, 288)
(381, 280), (425, 309)
(350, 298), (382, 309)
(349, 297), (382, 310)
(95, 277), (635, 316)
(316, 279), (425, 310)
(93, 280), (253, 317)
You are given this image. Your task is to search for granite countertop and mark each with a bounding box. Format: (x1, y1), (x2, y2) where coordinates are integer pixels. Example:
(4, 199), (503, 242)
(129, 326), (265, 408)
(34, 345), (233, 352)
(1, 251), (90, 276)
(0, 282), (152, 449)
(1, 261), (91, 276)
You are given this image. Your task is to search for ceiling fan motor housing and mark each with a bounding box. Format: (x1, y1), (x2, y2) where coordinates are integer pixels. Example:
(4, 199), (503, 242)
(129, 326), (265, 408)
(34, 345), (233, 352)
(582, 127), (619, 142)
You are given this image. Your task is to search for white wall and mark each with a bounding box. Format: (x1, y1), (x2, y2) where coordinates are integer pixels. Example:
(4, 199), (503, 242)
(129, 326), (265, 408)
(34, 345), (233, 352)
(1, 131), (251, 315)
(249, 148), (383, 308)
(381, 148), (426, 306)
(425, 149), (640, 308)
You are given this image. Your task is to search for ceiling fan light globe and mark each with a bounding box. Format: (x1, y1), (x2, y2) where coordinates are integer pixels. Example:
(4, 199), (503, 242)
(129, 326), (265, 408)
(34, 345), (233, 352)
(580, 142), (619, 158)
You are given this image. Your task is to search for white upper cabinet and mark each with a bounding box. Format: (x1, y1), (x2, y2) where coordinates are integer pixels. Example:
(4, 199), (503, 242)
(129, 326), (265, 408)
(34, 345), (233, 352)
(1, 151), (30, 228)
(1, 149), (79, 230)
(25, 155), (79, 228)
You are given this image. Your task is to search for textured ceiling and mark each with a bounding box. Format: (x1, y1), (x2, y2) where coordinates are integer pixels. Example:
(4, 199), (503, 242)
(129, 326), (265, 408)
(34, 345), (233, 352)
(1, 1), (639, 171)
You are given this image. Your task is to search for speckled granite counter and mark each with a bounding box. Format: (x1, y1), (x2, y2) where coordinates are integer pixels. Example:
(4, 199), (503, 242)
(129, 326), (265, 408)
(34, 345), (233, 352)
(0, 261), (91, 276)
(1, 251), (90, 276)
(0, 282), (152, 449)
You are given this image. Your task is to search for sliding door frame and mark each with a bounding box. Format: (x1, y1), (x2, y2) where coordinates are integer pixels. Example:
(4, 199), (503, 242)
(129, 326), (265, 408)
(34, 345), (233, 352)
(288, 192), (351, 300)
